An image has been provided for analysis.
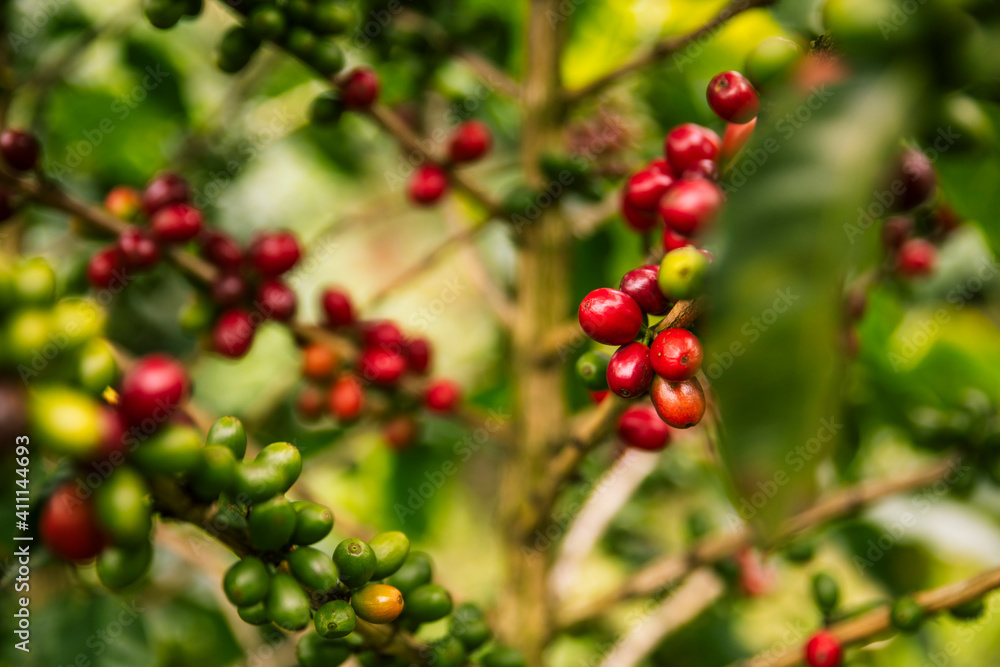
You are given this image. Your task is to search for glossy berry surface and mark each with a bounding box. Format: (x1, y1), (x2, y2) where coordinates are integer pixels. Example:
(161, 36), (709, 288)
(409, 165), (449, 205)
(119, 354), (190, 425)
(87, 246), (124, 289)
(358, 348), (407, 385)
(663, 228), (695, 252)
(340, 67), (380, 109)
(578, 288), (643, 346)
(405, 338), (432, 374)
(425, 379), (461, 413)
(650, 328), (703, 381)
(659, 246), (710, 301)
(257, 280), (297, 321)
(117, 226), (160, 269)
(449, 120), (492, 163)
(897, 238), (936, 276)
(621, 192), (659, 232)
(607, 342), (654, 398)
(40, 483), (106, 561)
(619, 265), (671, 316)
(804, 631), (843, 667)
(664, 124), (721, 175)
(302, 343), (337, 380)
(210, 273), (247, 306)
(624, 167), (674, 211)
(680, 159), (719, 181)
(104, 186), (142, 220)
(707, 71), (760, 124)
(151, 203), (203, 243)
(890, 148), (936, 211)
(329, 376), (363, 421)
(142, 173), (190, 215)
(362, 320), (405, 350)
(213, 309), (256, 358)
(0, 128), (40, 170)
(650, 376), (705, 428)
(617, 404), (671, 451)
(658, 179), (723, 237)
(321, 288), (354, 328)
(201, 231), (243, 270)
(248, 231), (301, 277)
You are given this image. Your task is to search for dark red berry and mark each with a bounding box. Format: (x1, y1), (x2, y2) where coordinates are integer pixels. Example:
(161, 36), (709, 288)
(607, 342), (654, 398)
(620, 265), (671, 316)
(578, 288), (644, 346)
(663, 228), (695, 252)
(200, 230), (243, 270)
(804, 631), (843, 667)
(617, 404), (671, 451)
(680, 159), (718, 181)
(881, 216), (913, 250)
(424, 379), (461, 413)
(648, 157), (673, 176)
(362, 320), (405, 351)
(87, 246), (126, 290)
(119, 354), (190, 426)
(408, 164), (449, 205)
(664, 124), (720, 175)
(649, 376), (705, 429)
(0, 128), (40, 171)
(104, 186), (142, 220)
(621, 191), (659, 232)
(297, 386), (325, 421)
(340, 67), (380, 109)
(650, 328), (703, 381)
(95, 408), (129, 462)
(405, 337), (431, 374)
(590, 390), (609, 404)
(142, 173), (190, 215)
(624, 167), (674, 211)
(720, 118), (756, 164)
(658, 179), (724, 237)
(151, 203), (203, 243)
(383, 415), (418, 451)
(40, 483), (106, 561)
(213, 308), (257, 358)
(321, 288), (354, 328)
(932, 202), (961, 235)
(889, 148), (936, 211)
(248, 231), (301, 277)
(210, 272), (248, 307)
(117, 226), (160, 270)
(448, 120), (492, 163)
(358, 347), (407, 385)
(256, 279), (297, 321)
(329, 375), (364, 421)
(896, 238), (936, 277)
(707, 71), (760, 124)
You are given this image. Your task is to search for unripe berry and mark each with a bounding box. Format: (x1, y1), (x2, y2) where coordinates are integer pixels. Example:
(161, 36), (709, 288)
(620, 265), (671, 316)
(449, 121), (492, 163)
(621, 191), (659, 232)
(302, 343), (338, 380)
(576, 350), (611, 390)
(707, 71), (760, 124)
(358, 347), (407, 385)
(624, 167), (674, 211)
(664, 124), (720, 175)
(890, 596), (924, 633)
(340, 67), (379, 109)
(104, 186), (142, 220)
(804, 631), (843, 667)
(650, 328), (703, 381)
(617, 404), (671, 450)
(119, 354), (190, 426)
(142, 172), (189, 215)
(659, 246), (710, 301)
(210, 272), (247, 307)
(257, 280), (297, 321)
(658, 179), (723, 237)
(40, 483), (106, 561)
(87, 246), (125, 290)
(321, 288), (354, 328)
(889, 148), (936, 211)
(213, 308), (257, 358)
(746, 37), (803, 90)
(117, 226), (160, 270)
(248, 6), (286, 40)
(607, 342), (654, 398)
(649, 376), (705, 428)
(0, 128), (40, 171)
(720, 118), (756, 164)
(329, 375), (363, 421)
(405, 337), (432, 374)
(896, 238), (936, 276)
(578, 288), (643, 346)
(200, 230), (243, 270)
(248, 231), (301, 277)
(424, 379), (461, 413)
(409, 164), (449, 205)
(150, 203), (202, 243)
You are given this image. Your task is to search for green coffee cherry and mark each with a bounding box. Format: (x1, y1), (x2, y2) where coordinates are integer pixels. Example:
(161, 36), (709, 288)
(891, 596), (925, 632)
(267, 573), (312, 631)
(428, 635), (466, 667)
(450, 603), (491, 650)
(96, 540), (152, 590)
(237, 601), (270, 625)
(94, 466), (151, 545)
(386, 551), (433, 595)
(77, 339), (118, 395)
(811, 572), (840, 616)
(132, 424), (202, 475)
(310, 93), (343, 125)
(296, 632), (352, 667)
(52, 298), (102, 349)
(784, 540), (815, 564)
(685, 510), (712, 541)
(285, 28), (318, 59)
(949, 598), (985, 621)
(283, 0), (311, 22)
(482, 646), (527, 667)
(255, 441), (302, 492)
(235, 462), (285, 504)
(144, 0), (185, 29)
(333, 538), (377, 588)
(351, 583), (404, 624)
(287, 546), (339, 593)
(312, 2), (353, 34)
(189, 445), (238, 500)
(6, 309), (54, 366)
(0, 261), (15, 312)
(314, 599), (356, 639)
(658, 247), (708, 301)
(28, 387), (101, 458)
(217, 27), (260, 74)
(15, 257), (57, 307)
(745, 37), (803, 90)
(181, 0), (202, 16)
(207, 416), (247, 459)
(223, 556), (270, 606)
(291, 501), (334, 545)
(369, 531), (410, 579)
(404, 583), (453, 623)
(539, 152), (589, 186)
(502, 185), (539, 219)
(248, 6), (287, 40)
(248, 494), (298, 552)
(576, 351), (611, 391)
(310, 40), (345, 76)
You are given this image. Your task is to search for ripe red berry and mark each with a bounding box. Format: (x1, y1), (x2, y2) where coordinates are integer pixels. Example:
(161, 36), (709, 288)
(200, 230), (243, 270)
(664, 124), (720, 175)
(889, 148), (936, 211)
(651, 328), (703, 381)
(720, 118), (756, 164)
(119, 354), (190, 426)
(424, 379), (462, 413)
(213, 308), (257, 358)
(881, 216), (913, 250)
(409, 164), (449, 205)
(151, 203), (203, 243)
(40, 483), (106, 561)
(663, 228), (695, 252)
(617, 404), (671, 451)
(256, 280), (297, 321)
(297, 385), (325, 421)
(590, 390), (609, 404)
(210, 272), (248, 306)
(680, 159), (718, 181)
(358, 347), (407, 385)
(648, 157), (673, 176)
(87, 246), (126, 289)
(896, 238), (937, 277)
(248, 231), (301, 277)
(650, 376), (705, 428)
(621, 191), (659, 232)
(321, 288), (354, 328)
(329, 375), (364, 421)
(620, 265), (671, 316)
(624, 167), (674, 211)
(142, 172), (190, 215)
(0, 128), (40, 171)
(804, 631), (843, 667)
(340, 67), (380, 109)
(383, 415), (418, 451)
(96, 408), (129, 462)
(579, 288), (643, 346)
(362, 320), (405, 350)
(405, 337), (432, 374)
(449, 120), (492, 163)
(117, 226), (160, 270)
(707, 71), (760, 124)
(658, 179), (724, 237)
(104, 186), (142, 220)
(607, 342), (655, 398)
(302, 343), (338, 380)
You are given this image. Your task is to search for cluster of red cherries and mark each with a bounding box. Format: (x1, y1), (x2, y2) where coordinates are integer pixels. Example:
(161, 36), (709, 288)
(407, 120), (493, 206)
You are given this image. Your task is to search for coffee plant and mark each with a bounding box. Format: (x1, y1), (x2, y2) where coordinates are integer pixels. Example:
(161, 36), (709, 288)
(4, 1), (1000, 666)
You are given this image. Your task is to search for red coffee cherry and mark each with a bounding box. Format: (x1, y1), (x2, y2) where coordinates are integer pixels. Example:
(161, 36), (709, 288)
(620, 265), (671, 316)
(663, 228), (695, 252)
(448, 120), (492, 163)
(96, 408), (129, 462)
(624, 166), (674, 211)
(804, 631), (843, 667)
(707, 71), (760, 124)
(213, 308), (257, 358)
(142, 172), (190, 215)
(664, 124), (720, 175)
(405, 337), (432, 374)
(621, 191), (659, 232)
(321, 287), (355, 328)
(408, 164), (449, 205)
(383, 414), (418, 451)
(358, 347), (407, 385)
(362, 320), (405, 350)
(720, 118), (756, 164)
(896, 238), (937, 276)
(889, 147), (936, 211)
(87, 246), (126, 289)
(329, 375), (364, 421)
(680, 159), (719, 181)
(648, 157), (673, 176)
(151, 203), (203, 243)
(248, 230), (301, 277)
(658, 179), (724, 237)
(424, 379), (461, 413)
(117, 226), (160, 270)
(578, 288), (643, 346)
(881, 216), (913, 250)
(590, 390), (609, 404)
(297, 386), (326, 421)
(104, 186), (142, 220)
(256, 280), (297, 321)
(40, 483), (106, 561)
(302, 343), (338, 380)
(210, 272), (248, 307)
(617, 404), (671, 451)
(119, 354), (190, 426)
(200, 230), (243, 271)
(340, 67), (380, 109)
(650, 328), (703, 381)
(607, 342), (655, 398)
(0, 128), (40, 171)
(649, 376), (705, 428)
